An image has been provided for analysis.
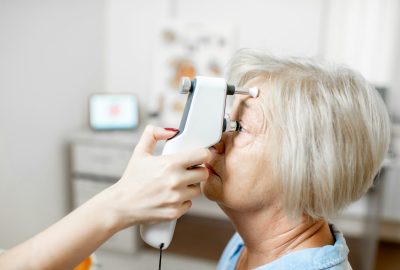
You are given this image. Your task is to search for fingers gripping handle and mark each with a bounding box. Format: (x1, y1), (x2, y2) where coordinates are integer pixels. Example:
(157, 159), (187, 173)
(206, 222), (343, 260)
(139, 137), (193, 249)
(139, 141), (180, 249)
(139, 135), (203, 249)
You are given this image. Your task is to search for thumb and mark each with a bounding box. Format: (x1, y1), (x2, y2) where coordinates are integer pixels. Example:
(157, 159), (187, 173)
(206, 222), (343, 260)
(134, 125), (178, 155)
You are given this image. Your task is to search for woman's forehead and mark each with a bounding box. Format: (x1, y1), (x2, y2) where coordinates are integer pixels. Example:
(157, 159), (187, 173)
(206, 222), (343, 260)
(232, 93), (264, 127)
(233, 76), (267, 110)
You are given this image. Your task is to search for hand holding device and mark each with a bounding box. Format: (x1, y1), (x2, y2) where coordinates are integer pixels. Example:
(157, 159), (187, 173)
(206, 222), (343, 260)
(140, 76), (259, 249)
(115, 126), (210, 228)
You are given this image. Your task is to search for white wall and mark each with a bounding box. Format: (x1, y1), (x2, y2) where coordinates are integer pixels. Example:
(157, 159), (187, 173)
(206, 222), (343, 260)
(104, 0), (400, 115)
(104, 0), (171, 119)
(322, 0), (400, 87)
(389, 7), (400, 116)
(175, 0), (324, 56)
(0, 0), (105, 247)
(104, 0), (324, 114)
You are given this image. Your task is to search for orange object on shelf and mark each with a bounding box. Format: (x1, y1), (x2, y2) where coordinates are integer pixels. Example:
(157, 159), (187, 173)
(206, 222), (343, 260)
(74, 256), (92, 270)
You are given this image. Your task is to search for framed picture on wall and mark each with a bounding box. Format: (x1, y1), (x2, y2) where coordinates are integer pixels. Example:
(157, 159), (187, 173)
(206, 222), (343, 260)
(149, 21), (236, 127)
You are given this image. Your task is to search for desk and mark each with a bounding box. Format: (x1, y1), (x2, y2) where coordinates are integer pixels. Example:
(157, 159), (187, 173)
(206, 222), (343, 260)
(69, 131), (141, 253)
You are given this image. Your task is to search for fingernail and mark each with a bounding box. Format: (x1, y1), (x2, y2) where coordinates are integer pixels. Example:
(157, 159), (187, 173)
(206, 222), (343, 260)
(164, 127), (179, 132)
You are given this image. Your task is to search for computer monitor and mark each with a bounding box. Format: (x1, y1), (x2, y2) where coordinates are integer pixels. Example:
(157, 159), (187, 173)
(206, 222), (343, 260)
(89, 94), (139, 130)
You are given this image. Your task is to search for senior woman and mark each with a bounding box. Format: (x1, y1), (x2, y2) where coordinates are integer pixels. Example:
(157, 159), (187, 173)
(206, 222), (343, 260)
(203, 49), (390, 269)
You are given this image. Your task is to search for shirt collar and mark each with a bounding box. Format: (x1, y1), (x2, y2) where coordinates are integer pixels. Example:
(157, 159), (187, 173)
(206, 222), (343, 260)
(233, 224), (349, 270)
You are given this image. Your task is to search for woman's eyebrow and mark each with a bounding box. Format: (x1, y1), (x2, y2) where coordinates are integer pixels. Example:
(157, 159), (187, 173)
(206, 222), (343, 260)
(240, 99), (251, 108)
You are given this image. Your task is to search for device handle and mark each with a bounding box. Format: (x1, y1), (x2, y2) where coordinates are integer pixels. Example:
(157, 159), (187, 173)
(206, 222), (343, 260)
(140, 219), (176, 249)
(140, 76), (228, 249)
(139, 139), (186, 249)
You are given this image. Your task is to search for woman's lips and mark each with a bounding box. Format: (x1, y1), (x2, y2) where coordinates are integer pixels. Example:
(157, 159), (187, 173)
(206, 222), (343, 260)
(205, 162), (220, 177)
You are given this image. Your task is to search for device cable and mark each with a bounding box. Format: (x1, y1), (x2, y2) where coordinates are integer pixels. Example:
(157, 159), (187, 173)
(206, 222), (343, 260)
(158, 243), (164, 270)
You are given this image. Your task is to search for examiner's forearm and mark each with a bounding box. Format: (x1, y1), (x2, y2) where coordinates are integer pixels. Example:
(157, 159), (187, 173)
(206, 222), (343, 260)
(0, 185), (123, 270)
(0, 126), (209, 270)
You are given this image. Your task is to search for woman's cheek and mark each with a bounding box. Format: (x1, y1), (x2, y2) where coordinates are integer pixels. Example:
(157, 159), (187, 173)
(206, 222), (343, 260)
(233, 132), (254, 147)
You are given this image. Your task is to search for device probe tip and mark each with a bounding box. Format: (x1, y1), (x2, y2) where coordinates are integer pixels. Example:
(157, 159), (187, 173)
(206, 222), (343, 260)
(248, 87), (259, 98)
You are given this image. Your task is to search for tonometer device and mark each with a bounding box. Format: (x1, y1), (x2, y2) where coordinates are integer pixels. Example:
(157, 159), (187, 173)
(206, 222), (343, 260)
(140, 76), (259, 250)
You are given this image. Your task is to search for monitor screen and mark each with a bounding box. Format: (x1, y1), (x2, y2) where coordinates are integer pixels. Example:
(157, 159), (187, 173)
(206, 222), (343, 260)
(89, 94), (139, 130)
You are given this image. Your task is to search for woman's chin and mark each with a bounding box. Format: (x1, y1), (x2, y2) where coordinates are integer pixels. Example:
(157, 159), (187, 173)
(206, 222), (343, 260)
(201, 175), (223, 201)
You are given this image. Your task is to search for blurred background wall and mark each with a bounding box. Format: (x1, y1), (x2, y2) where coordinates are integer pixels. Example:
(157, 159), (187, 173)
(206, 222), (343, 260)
(0, 0), (105, 247)
(1, 0), (400, 261)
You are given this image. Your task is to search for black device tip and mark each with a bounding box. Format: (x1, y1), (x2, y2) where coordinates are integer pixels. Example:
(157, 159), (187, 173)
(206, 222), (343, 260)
(227, 84), (235, 95)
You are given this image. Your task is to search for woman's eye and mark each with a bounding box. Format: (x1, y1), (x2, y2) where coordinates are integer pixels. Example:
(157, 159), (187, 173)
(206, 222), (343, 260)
(237, 122), (245, 132)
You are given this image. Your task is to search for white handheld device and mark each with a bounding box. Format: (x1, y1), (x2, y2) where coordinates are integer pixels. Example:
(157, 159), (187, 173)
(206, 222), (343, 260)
(140, 76), (258, 249)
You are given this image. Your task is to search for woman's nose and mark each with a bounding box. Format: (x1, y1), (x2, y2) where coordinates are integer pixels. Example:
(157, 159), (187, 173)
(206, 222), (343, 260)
(212, 134), (227, 154)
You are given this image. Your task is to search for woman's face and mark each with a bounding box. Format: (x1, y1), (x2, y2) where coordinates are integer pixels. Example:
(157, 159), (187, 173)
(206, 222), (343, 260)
(202, 76), (278, 212)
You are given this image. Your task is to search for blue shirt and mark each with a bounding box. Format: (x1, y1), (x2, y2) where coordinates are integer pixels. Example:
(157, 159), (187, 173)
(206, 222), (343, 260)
(217, 224), (352, 270)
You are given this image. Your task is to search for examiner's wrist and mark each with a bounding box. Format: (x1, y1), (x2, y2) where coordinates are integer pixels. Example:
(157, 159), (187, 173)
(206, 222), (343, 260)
(87, 182), (131, 235)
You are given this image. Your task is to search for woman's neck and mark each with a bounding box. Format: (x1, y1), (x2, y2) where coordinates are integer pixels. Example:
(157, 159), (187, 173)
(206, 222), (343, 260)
(221, 205), (334, 270)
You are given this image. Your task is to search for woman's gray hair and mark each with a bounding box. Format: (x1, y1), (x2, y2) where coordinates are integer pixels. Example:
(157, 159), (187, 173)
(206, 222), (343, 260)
(226, 49), (391, 220)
